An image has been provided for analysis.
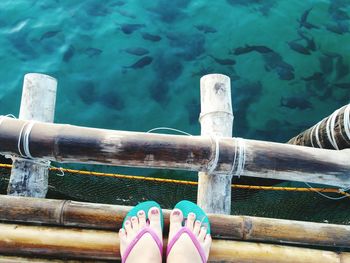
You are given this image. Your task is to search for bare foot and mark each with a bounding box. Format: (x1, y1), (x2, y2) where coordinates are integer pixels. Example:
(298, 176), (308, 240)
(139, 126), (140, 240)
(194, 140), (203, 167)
(167, 209), (212, 263)
(119, 207), (163, 263)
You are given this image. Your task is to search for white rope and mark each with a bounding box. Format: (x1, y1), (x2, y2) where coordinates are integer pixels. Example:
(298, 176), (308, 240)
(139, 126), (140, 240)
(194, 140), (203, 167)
(314, 120), (323, 148)
(146, 127), (193, 136)
(207, 136), (220, 174)
(304, 182), (349, 200)
(236, 138), (246, 177)
(326, 109), (340, 150)
(230, 138), (246, 178)
(309, 125), (316, 148)
(343, 104), (350, 141)
(229, 138), (238, 175)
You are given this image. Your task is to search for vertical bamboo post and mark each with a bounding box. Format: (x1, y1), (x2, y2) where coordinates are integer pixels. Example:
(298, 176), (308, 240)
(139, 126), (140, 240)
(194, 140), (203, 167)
(7, 73), (57, 197)
(197, 74), (233, 214)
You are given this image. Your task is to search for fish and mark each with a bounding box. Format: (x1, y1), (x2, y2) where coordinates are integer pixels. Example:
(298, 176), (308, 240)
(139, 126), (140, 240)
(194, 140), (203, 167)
(141, 32), (162, 42)
(40, 30), (60, 41)
(62, 45), (75, 62)
(233, 44), (273, 55)
(78, 82), (97, 105)
(117, 10), (136, 19)
(325, 22), (349, 35)
(334, 83), (350, 89)
(110, 1), (125, 7)
(280, 96), (312, 110)
(262, 52), (295, 80)
(84, 47), (103, 57)
(194, 24), (217, 34)
(208, 55), (236, 65)
(124, 56), (153, 69)
(297, 30), (316, 51)
(287, 40), (311, 55)
(191, 65), (213, 77)
(120, 23), (145, 35)
(298, 8), (319, 29)
(302, 72), (324, 81)
(335, 57), (349, 80)
(319, 55), (333, 75)
(122, 47), (149, 56)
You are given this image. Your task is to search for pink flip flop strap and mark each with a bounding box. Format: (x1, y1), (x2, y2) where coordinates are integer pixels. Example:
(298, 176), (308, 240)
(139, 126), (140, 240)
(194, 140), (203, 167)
(166, 227), (207, 263)
(122, 227), (163, 263)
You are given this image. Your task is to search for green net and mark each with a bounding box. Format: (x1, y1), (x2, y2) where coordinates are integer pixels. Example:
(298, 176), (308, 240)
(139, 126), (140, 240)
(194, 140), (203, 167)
(1, 163), (349, 225)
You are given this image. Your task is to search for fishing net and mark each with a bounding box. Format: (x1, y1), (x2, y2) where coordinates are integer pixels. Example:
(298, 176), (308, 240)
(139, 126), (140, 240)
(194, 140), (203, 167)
(0, 162), (349, 225)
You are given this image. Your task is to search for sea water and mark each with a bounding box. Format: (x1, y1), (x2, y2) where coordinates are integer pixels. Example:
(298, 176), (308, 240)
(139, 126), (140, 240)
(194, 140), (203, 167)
(0, 0), (349, 213)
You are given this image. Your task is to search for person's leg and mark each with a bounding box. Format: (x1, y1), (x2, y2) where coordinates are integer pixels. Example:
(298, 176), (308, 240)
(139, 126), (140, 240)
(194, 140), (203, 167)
(119, 207), (163, 263)
(167, 208), (212, 263)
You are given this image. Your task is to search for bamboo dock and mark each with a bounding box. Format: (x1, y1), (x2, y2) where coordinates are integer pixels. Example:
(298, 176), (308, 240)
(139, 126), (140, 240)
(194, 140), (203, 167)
(0, 73), (349, 262)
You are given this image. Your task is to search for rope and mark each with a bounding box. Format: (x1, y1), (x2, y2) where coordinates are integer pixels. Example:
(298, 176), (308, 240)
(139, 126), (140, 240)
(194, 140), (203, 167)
(326, 108), (340, 150)
(0, 163), (347, 197)
(344, 104), (350, 141)
(230, 138), (246, 177)
(207, 136), (220, 174)
(146, 127), (193, 136)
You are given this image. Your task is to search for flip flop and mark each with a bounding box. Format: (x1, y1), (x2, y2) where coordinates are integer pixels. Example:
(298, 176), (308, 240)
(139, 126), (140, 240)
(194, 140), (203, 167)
(166, 200), (211, 263)
(121, 201), (163, 263)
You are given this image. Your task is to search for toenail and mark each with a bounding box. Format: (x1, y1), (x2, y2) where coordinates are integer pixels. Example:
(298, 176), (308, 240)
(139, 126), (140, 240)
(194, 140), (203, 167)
(195, 220), (201, 224)
(189, 212), (195, 218)
(151, 208), (158, 215)
(131, 216), (137, 221)
(173, 210), (180, 216)
(138, 210), (144, 215)
(125, 221), (130, 225)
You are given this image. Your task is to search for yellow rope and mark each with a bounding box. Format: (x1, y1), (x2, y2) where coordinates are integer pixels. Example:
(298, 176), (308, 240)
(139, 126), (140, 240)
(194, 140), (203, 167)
(0, 163), (349, 197)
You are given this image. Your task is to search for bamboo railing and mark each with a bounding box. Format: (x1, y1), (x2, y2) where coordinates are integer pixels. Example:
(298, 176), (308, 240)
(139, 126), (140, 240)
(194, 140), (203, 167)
(0, 117), (350, 188)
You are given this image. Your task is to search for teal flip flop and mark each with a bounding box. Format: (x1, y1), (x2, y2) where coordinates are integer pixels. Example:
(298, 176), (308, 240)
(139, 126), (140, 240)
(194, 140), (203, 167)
(121, 201), (164, 263)
(166, 200), (211, 263)
(174, 200), (211, 234)
(122, 200), (164, 229)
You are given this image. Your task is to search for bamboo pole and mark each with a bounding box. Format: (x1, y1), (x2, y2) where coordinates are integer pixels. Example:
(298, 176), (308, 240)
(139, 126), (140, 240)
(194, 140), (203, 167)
(0, 118), (349, 187)
(7, 73), (57, 197)
(0, 223), (349, 263)
(0, 195), (350, 248)
(288, 104), (350, 150)
(197, 74), (234, 214)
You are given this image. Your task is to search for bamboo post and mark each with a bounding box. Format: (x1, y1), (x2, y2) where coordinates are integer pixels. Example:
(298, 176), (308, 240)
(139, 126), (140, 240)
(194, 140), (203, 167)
(0, 223), (349, 263)
(197, 74), (233, 214)
(0, 118), (349, 187)
(288, 104), (350, 149)
(7, 73), (57, 197)
(1, 195), (350, 248)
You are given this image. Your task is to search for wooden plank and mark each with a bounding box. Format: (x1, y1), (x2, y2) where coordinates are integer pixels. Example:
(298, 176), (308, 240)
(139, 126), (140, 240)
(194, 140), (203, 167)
(288, 104), (350, 150)
(0, 118), (349, 187)
(7, 73), (57, 197)
(197, 74), (234, 214)
(0, 223), (348, 263)
(0, 195), (349, 248)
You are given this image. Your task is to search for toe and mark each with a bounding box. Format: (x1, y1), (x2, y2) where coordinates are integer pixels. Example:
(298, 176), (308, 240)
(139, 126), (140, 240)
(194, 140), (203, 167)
(198, 226), (207, 242)
(193, 220), (201, 236)
(186, 212), (196, 231)
(137, 210), (146, 229)
(131, 216), (139, 232)
(148, 207), (162, 233)
(119, 228), (127, 255)
(169, 209), (183, 238)
(124, 219), (133, 235)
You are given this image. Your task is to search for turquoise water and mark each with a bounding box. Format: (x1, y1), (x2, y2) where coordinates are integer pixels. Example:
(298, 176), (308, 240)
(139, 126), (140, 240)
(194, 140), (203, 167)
(0, 1), (350, 220)
(0, 0), (349, 142)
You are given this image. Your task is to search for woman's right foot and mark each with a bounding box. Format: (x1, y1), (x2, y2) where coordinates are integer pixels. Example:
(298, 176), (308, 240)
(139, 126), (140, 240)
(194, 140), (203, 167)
(166, 209), (212, 263)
